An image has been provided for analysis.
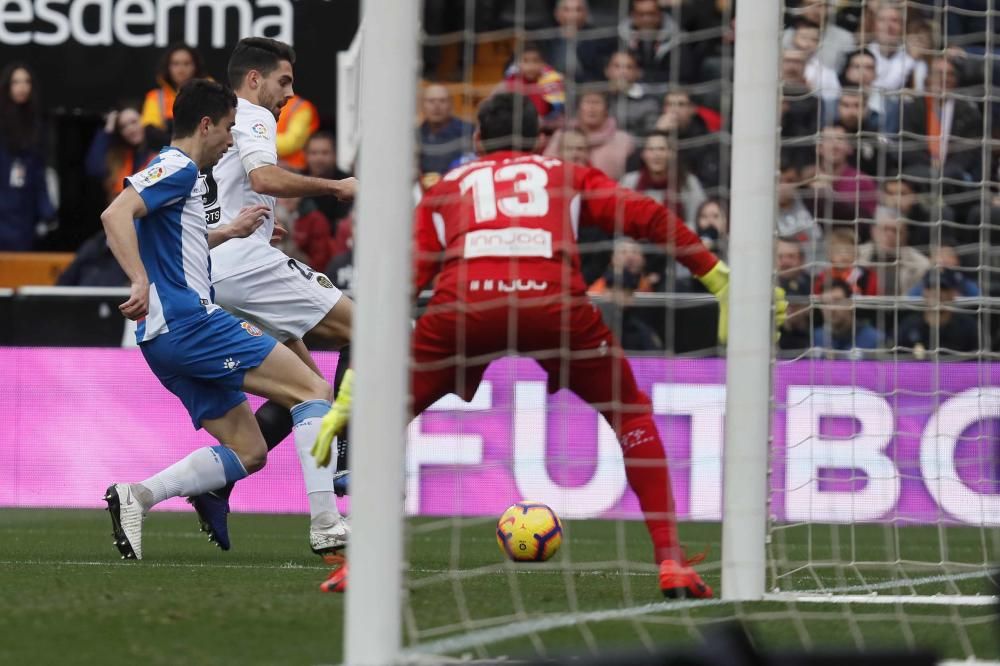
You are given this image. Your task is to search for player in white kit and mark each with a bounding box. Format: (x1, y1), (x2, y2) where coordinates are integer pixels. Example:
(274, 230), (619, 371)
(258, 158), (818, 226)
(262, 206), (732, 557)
(188, 37), (357, 559)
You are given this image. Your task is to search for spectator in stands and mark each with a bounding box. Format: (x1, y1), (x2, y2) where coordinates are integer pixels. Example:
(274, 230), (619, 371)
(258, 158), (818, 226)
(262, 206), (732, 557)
(499, 43), (566, 128)
(298, 131), (354, 237)
(539, 0), (615, 83)
(782, 47), (810, 89)
(554, 128), (590, 166)
(781, 82), (823, 138)
(588, 237), (662, 350)
(85, 105), (166, 203)
(653, 87), (722, 189)
(777, 158), (822, 263)
(693, 199), (727, 257)
(56, 230), (127, 286)
(682, 0), (735, 87)
(906, 240), (979, 297)
(777, 238), (813, 353)
(276, 94), (320, 171)
(814, 228), (879, 296)
(868, 4), (927, 92)
(0, 62), (55, 251)
(945, 0), (1000, 48)
(834, 87), (893, 175)
(790, 19), (841, 111)
(839, 47), (901, 133)
(879, 175), (953, 249)
(899, 55), (984, 184)
(857, 206), (931, 296)
(588, 236), (656, 295)
(140, 43), (204, 132)
(619, 0), (683, 85)
(897, 268), (979, 357)
(418, 84), (473, 179)
(783, 0), (856, 72)
(604, 51), (660, 135)
(814, 278), (884, 355)
(813, 124), (879, 220)
(620, 130), (706, 225)
(545, 92), (634, 179)
(905, 15), (937, 68)
(325, 215), (356, 293)
(781, 51), (823, 138)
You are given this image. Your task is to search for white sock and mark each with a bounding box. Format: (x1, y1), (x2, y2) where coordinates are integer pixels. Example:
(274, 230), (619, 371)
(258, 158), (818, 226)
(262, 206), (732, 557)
(138, 446), (247, 509)
(291, 400), (341, 522)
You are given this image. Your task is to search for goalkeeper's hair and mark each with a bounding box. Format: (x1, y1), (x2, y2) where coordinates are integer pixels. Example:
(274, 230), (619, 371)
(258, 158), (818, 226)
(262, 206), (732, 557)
(477, 92), (540, 152)
(228, 37), (296, 89)
(172, 79), (237, 139)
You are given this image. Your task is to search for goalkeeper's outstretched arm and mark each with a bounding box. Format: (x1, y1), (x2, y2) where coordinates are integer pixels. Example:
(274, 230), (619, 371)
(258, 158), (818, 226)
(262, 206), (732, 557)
(576, 166), (786, 342)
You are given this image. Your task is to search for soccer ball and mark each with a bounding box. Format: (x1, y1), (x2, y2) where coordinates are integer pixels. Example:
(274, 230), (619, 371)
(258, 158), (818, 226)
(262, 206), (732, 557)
(496, 501), (562, 562)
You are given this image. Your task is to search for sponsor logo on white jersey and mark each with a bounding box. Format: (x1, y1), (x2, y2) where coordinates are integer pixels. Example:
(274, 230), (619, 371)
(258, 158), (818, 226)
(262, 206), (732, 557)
(464, 227), (552, 259)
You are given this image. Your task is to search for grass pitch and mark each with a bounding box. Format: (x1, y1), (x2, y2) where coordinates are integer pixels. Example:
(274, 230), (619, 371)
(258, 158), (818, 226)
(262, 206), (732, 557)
(0, 509), (996, 665)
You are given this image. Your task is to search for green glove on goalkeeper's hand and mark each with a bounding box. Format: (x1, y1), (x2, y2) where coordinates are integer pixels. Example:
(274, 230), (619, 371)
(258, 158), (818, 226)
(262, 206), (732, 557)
(312, 368), (354, 468)
(696, 261), (788, 344)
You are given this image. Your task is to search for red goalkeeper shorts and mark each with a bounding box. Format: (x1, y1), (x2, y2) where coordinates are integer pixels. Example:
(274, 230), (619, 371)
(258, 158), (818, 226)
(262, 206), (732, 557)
(410, 297), (652, 417)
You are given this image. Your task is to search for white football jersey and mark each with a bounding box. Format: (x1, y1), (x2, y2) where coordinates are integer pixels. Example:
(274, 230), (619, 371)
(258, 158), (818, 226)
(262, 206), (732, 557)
(206, 97), (280, 280)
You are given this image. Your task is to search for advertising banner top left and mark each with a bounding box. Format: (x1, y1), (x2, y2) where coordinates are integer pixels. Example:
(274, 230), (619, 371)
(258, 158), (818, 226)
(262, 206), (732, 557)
(0, 0), (360, 118)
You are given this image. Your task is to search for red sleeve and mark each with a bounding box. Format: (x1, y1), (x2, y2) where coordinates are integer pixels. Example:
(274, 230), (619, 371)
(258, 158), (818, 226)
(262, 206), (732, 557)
(576, 166), (719, 278)
(413, 192), (445, 295)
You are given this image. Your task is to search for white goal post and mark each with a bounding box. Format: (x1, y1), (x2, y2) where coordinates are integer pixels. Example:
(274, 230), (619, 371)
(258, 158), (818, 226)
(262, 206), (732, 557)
(721, 0), (782, 602)
(343, 1), (419, 665)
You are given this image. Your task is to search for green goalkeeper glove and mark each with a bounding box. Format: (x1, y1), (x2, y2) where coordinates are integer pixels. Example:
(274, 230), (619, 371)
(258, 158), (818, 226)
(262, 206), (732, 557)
(696, 261), (788, 344)
(312, 368), (354, 468)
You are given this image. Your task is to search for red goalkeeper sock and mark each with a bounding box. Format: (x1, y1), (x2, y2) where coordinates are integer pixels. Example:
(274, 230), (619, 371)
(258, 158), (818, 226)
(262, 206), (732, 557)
(618, 415), (681, 564)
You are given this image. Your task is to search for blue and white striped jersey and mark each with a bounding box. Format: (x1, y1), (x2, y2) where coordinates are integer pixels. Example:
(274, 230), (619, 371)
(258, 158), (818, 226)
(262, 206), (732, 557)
(125, 147), (220, 343)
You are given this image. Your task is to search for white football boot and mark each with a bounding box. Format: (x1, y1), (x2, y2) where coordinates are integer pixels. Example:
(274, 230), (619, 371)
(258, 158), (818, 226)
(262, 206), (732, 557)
(104, 483), (146, 560)
(309, 513), (350, 560)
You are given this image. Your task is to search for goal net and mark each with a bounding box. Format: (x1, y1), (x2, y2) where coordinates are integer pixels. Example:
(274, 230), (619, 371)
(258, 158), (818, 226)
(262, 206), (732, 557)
(348, 0), (999, 663)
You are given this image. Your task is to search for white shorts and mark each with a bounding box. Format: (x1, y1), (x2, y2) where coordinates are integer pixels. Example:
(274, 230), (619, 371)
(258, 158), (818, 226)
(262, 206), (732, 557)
(212, 254), (344, 342)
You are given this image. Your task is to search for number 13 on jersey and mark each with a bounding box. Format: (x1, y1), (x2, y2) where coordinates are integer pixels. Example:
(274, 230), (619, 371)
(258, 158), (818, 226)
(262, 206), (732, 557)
(459, 163), (550, 223)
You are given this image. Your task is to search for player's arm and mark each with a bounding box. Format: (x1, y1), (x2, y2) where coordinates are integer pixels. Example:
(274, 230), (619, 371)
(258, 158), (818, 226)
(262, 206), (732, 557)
(206, 204), (271, 249)
(577, 167), (719, 277)
(412, 195), (446, 300)
(248, 165), (357, 201)
(577, 167), (786, 343)
(100, 187), (150, 321)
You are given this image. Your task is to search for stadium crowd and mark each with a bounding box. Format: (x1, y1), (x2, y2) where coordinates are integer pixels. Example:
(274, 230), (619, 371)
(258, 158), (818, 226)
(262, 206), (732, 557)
(1, 0), (997, 358)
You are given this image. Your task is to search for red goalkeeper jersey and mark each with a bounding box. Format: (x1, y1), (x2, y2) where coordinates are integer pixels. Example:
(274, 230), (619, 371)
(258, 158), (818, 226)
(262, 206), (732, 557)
(413, 151), (719, 303)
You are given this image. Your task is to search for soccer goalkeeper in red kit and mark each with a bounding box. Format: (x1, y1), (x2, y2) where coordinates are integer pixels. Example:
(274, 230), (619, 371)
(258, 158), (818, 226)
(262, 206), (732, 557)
(313, 92), (786, 597)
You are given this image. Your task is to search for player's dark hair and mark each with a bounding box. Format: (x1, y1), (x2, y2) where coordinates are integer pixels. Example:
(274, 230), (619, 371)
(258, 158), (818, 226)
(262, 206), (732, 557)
(158, 43), (205, 89)
(227, 37), (296, 89)
(477, 92), (539, 152)
(172, 79), (238, 139)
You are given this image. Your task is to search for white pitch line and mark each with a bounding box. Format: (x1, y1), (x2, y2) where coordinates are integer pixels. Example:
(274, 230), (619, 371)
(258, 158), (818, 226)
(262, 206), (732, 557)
(780, 594), (997, 607)
(0, 559), (327, 571)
